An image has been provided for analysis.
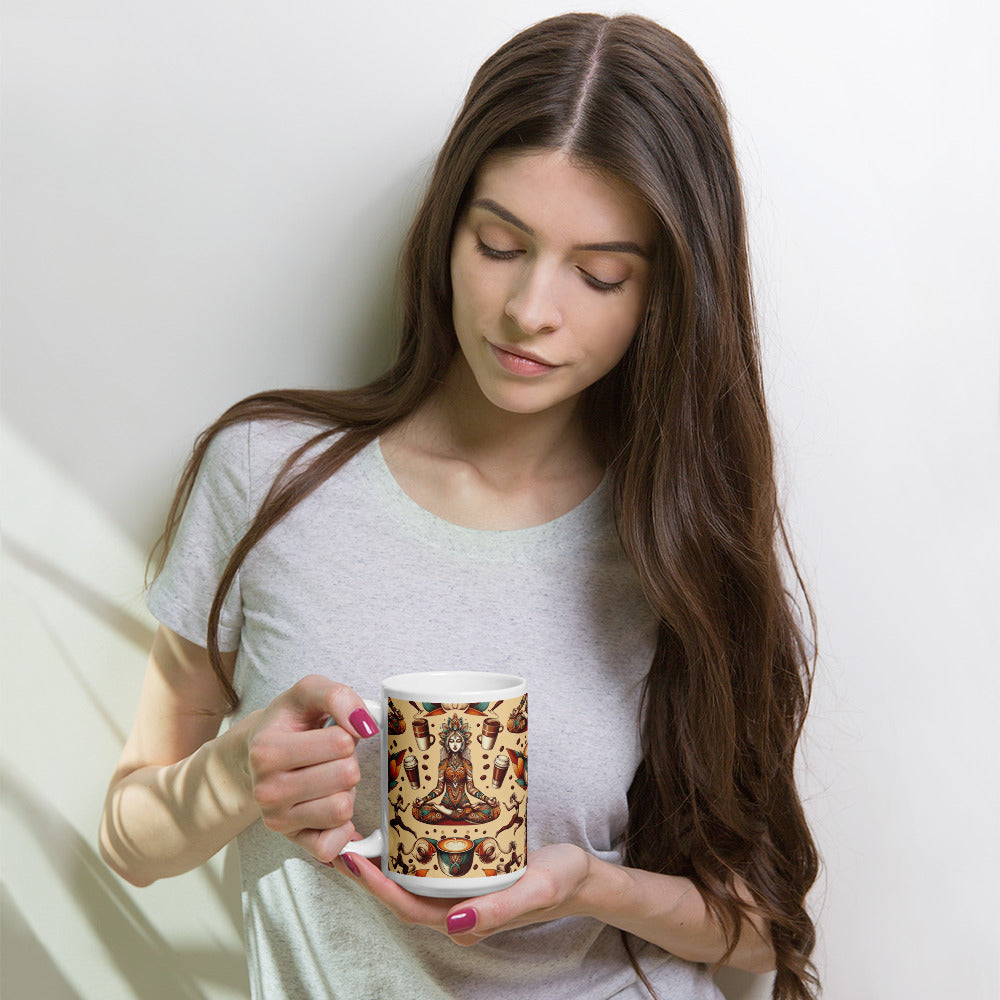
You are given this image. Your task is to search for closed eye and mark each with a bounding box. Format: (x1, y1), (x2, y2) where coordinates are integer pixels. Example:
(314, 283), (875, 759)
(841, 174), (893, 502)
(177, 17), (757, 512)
(477, 237), (626, 294)
(578, 269), (626, 294)
(475, 237), (521, 261)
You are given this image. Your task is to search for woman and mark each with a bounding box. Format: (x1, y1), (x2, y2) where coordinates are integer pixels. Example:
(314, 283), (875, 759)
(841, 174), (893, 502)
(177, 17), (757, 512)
(413, 715), (501, 825)
(100, 12), (818, 1000)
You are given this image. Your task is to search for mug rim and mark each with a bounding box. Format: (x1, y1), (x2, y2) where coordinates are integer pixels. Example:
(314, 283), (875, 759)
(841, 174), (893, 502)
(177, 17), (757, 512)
(381, 670), (525, 701)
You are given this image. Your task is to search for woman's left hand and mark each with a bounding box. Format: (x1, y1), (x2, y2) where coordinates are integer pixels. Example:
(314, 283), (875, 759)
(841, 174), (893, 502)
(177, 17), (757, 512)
(331, 843), (592, 943)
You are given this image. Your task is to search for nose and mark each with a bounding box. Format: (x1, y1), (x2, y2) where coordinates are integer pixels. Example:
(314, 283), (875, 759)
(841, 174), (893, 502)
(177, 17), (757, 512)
(504, 262), (563, 335)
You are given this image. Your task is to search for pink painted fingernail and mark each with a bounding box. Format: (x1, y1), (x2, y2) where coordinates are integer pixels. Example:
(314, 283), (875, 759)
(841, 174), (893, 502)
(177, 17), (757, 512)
(447, 908), (477, 934)
(349, 707), (379, 738)
(342, 853), (360, 876)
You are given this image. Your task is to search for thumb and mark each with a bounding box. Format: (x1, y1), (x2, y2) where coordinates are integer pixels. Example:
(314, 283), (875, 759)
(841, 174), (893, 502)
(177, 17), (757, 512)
(446, 905), (480, 937)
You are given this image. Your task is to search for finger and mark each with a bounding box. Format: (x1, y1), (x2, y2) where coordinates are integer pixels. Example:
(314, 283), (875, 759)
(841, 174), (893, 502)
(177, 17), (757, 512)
(446, 929), (489, 947)
(281, 675), (380, 739)
(255, 754), (360, 833)
(445, 906), (481, 941)
(292, 821), (358, 864)
(323, 855), (357, 879)
(323, 844), (373, 880)
(445, 870), (560, 941)
(250, 725), (360, 779)
(254, 752), (361, 807)
(340, 852), (453, 927)
(264, 786), (357, 834)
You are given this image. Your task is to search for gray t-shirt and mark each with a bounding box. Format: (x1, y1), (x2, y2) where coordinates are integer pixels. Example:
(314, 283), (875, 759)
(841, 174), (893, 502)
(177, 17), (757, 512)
(148, 418), (723, 1000)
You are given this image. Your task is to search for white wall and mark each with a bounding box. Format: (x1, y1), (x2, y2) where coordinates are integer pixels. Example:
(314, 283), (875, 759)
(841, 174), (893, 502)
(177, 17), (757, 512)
(3, 2), (997, 998)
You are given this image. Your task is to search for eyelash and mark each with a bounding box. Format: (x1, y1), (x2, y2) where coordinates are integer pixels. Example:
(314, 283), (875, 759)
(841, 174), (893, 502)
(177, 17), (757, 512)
(474, 238), (626, 295)
(475, 238), (519, 261)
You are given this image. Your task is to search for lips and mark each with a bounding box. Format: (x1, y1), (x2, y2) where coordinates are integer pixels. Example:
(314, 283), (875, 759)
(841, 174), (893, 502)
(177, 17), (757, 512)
(489, 342), (560, 376)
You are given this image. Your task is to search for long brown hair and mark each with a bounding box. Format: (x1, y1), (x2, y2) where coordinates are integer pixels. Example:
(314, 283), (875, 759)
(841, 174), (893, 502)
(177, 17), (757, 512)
(151, 14), (818, 998)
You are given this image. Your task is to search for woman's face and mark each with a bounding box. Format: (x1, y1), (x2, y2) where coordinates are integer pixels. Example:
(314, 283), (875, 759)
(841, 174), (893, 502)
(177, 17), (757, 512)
(449, 149), (655, 419)
(446, 732), (464, 754)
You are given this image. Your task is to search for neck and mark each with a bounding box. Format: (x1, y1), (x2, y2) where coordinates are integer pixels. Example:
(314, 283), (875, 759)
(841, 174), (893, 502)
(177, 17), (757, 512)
(415, 356), (598, 485)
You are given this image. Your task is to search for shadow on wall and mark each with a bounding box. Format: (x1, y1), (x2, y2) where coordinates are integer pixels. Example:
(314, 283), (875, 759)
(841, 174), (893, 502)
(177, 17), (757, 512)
(3, 536), (154, 654)
(3, 428), (250, 999)
(2, 886), (85, 1000)
(1, 769), (247, 1000)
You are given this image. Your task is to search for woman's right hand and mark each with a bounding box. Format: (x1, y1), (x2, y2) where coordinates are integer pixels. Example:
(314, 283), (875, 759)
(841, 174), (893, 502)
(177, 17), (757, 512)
(241, 675), (380, 864)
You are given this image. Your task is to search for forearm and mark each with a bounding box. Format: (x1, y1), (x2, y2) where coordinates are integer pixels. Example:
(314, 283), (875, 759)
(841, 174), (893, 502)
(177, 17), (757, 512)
(577, 855), (775, 974)
(99, 713), (261, 886)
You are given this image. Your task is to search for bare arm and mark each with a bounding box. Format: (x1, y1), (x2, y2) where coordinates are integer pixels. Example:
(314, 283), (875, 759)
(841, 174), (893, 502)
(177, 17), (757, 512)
(334, 843), (774, 974)
(99, 627), (254, 885)
(575, 852), (775, 973)
(100, 625), (377, 887)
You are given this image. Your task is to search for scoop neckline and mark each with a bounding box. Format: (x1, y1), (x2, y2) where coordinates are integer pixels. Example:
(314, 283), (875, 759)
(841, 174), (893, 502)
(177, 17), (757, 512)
(356, 436), (614, 558)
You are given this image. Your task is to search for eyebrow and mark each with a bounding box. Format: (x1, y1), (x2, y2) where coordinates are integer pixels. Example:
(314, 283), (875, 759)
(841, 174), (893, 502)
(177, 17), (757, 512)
(470, 197), (650, 259)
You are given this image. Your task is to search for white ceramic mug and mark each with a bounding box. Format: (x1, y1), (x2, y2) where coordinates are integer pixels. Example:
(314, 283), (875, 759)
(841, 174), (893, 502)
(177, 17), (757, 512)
(342, 670), (528, 898)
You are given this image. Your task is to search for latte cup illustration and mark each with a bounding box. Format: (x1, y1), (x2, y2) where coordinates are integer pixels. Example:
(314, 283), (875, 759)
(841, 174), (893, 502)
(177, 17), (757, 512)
(403, 754), (420, 788)
(492, 752), (510, 787)
(478, 718), (501, 750)
(335, 670), (528, 898)
(412, 717), (435, 750)
(434, 836), (477, 876)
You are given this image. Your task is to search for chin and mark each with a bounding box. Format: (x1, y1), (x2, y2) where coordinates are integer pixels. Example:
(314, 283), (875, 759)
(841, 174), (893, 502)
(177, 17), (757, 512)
(482, 386), (572, 417)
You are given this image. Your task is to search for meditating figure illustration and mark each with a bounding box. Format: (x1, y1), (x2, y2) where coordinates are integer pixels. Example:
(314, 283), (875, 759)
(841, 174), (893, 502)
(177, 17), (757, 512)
(412, 714), (500, 824)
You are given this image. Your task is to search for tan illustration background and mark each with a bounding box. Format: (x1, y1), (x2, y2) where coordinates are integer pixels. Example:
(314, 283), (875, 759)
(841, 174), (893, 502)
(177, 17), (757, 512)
(384, 696), (528, 881)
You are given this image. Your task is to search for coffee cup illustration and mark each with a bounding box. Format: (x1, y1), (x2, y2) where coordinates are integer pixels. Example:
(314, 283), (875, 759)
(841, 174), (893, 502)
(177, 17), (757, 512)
(412, 717), (436, 750)
(413, 836), (500, 878)
(478, 718), (501, 750)
(435, 836), (476, 877)
(403, 754), (420, 788)
(491, 751), (510, 787)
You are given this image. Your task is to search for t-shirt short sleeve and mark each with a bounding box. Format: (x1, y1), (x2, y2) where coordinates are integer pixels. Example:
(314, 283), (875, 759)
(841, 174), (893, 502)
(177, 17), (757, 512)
(146, 421), (251, 651)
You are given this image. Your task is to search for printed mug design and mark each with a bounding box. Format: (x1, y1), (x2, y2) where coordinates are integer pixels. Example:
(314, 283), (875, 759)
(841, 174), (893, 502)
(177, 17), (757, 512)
(385, 695), (528, 881)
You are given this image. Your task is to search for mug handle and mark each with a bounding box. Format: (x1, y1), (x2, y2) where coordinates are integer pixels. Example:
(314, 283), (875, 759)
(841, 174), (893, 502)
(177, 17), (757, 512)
(344, 827), (385, 859)
(324, 698), (386, 859)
